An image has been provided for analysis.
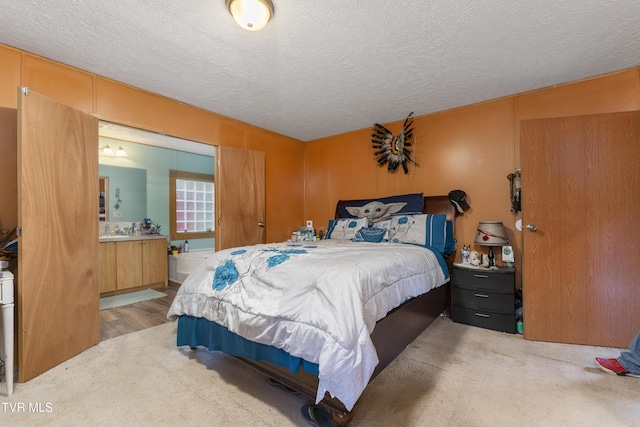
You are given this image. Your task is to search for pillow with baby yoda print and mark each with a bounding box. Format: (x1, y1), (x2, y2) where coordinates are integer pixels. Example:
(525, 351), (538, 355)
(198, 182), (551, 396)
(388, 213), (448, 254)
(335, 193), (424, 225)
(326, 217), (368, 240)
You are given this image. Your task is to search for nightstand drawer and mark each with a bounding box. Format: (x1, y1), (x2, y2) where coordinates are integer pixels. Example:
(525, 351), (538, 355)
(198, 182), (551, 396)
(452, 287), (514, 312)
(452, 268), (514, 293)
(452, 305), (516, 333)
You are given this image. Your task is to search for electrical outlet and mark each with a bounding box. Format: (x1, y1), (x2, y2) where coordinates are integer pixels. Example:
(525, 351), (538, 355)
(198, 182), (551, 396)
(306, 220), (313, 229)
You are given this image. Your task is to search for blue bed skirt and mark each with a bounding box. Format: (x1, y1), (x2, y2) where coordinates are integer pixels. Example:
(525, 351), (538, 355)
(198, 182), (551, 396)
(176, 315), (320, 376)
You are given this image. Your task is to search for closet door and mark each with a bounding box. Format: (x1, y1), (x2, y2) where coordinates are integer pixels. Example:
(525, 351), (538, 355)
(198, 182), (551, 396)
(18, 89), (99, 381)
(521, 111), (640, 348)
(216, 146), (265, 250)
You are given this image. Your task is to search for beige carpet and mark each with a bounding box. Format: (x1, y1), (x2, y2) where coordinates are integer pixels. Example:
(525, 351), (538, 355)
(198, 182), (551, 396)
(3, 317), (639, 426)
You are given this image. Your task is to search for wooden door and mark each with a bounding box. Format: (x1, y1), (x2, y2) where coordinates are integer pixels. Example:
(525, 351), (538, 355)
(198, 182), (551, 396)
(18, 89), (100, 381)
(116, 241), (143, 290)
(142, 239), (168, 286)
(216, 146), (266, 250)
(521, 111), (640, 348)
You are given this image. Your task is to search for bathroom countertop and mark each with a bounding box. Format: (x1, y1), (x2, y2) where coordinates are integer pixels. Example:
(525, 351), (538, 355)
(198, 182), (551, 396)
(99, 234), (168, 243)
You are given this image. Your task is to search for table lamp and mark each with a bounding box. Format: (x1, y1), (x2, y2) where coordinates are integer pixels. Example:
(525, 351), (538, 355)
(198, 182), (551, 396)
(474, 221), (508, 267)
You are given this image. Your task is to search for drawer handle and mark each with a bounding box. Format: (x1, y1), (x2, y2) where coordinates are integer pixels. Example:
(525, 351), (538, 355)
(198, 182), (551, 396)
(473, 274), (489, 278)
(474, 293), (489, 298)
(474, 313), (490, 318)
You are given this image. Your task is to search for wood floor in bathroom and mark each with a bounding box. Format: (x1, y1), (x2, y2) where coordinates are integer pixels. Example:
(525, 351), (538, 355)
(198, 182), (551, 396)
(99, 281), (180, 341)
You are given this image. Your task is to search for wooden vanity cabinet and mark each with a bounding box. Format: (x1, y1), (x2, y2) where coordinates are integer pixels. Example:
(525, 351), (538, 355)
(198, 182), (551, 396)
(99, 242), (117, 293)
(116, 240), (144, 290)
(141, 239), (168, 287)
(100, 238), (168, 295)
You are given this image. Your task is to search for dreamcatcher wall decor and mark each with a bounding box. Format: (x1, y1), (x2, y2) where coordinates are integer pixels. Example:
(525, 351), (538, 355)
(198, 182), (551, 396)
(371, 112), (419, 174)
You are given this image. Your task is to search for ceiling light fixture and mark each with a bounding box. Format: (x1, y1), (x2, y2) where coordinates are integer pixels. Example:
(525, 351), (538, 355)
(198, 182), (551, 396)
(101, 145), (113, 155)
(226, 0), (274, 31)
(116, 146), (127, 157)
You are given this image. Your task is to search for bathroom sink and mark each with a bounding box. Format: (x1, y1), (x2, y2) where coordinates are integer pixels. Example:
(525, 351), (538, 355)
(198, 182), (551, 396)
(99, 235), (127, 240)
(99, 235), (166, 241)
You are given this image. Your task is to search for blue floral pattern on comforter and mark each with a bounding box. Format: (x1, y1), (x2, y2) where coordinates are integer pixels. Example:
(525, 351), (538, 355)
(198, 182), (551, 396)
(167, 240), (448, 411)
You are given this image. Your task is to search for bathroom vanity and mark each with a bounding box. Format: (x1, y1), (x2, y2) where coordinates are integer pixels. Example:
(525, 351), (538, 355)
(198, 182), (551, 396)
(99, 235), (168, 296)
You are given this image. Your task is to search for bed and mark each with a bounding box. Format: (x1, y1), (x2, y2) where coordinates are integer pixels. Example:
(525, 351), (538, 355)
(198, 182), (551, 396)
(167, 194), (456, 425)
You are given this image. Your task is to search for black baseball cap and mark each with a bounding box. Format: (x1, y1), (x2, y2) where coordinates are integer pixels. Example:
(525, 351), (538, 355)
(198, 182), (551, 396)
(448, 190), (470, 214)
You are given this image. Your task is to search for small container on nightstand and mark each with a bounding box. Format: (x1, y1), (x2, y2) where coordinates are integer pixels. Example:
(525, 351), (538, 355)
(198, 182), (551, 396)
(451, 263), (516, 333)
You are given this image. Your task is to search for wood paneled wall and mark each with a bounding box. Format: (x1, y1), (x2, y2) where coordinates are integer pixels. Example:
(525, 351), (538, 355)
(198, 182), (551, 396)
(0, 108), (17, 233)
(2, 43), (639, 278)
(0, 44), (305, 244)
(0, 47), (20, 108)
(304, 68), (640, 288)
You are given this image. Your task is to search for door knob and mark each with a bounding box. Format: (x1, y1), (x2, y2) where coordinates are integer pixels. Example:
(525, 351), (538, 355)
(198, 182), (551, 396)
(526, 224), (538, 232)
(258, 222), (265, 227)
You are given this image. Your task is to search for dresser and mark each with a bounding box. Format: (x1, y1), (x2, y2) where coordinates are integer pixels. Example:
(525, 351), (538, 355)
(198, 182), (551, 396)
(451, 264), (516, 333)
(0, 270), (14, 396)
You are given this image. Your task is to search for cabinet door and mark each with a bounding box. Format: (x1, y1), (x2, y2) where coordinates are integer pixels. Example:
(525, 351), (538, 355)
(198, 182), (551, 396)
(99, 242), (117, 293)
(116, 241), (142, 290)
(142, 239), (168, 286)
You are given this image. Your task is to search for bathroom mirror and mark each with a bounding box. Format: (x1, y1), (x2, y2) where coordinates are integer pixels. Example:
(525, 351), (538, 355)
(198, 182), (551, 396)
(98, 122), (215, 243)
(98, 165), (147, 222)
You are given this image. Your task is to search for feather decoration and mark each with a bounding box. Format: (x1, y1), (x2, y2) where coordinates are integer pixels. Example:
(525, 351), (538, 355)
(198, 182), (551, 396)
(371, 112), (418, 174)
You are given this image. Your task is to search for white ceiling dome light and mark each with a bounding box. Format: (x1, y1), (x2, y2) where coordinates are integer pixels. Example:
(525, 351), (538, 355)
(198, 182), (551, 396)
(226, 0), (274, 31)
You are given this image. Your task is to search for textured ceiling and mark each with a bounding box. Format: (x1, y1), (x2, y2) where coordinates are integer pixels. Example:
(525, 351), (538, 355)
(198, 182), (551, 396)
(1, 1), (639, 141)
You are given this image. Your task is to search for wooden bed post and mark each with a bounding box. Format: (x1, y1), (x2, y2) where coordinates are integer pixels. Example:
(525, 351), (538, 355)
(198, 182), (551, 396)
(331, 409), (353, 426)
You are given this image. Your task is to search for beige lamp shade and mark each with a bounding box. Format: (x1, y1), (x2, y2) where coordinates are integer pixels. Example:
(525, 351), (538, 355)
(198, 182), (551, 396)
(474, 221), (508, 246)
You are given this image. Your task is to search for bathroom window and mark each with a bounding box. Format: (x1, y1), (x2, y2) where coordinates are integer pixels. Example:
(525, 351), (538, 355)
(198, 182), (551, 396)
(169, 170), (215, 240)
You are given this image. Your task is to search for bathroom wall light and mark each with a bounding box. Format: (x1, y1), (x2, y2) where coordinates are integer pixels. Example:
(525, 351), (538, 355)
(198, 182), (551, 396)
(100, 145), (127, 156)
(226, 0), (274, 31)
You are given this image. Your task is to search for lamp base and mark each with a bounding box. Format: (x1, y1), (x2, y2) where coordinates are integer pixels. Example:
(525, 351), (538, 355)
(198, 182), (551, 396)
(488, 247), (496, 267)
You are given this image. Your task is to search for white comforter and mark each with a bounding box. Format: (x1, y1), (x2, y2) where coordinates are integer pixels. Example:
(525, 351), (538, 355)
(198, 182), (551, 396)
(167, 239), (448, 410)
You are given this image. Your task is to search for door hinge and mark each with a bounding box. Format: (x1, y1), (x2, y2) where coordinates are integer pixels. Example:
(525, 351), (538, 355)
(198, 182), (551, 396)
(21, 87), (29, 96)
(16, 227), (23, 236)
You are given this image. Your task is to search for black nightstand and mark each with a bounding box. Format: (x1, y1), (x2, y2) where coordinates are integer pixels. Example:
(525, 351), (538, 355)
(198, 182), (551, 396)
(451, 263), (516, 333)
